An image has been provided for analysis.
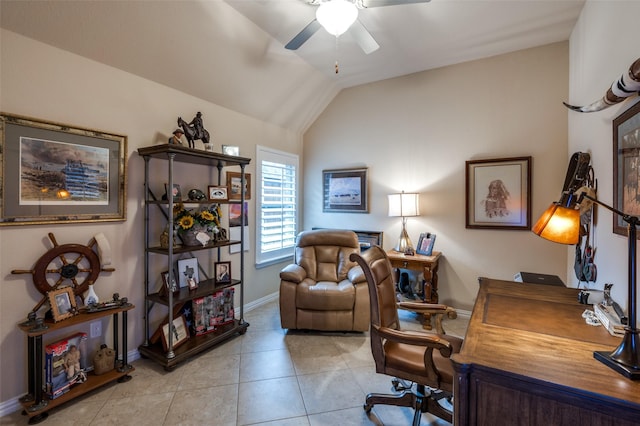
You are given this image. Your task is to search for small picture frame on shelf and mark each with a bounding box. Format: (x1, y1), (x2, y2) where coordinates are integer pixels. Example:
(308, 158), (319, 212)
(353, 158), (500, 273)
(208, 185), (229, 201)
(416, 233), (437, 256)
(226, 171), (251, 200)
(160, 315), (189, 351)
(48, 287), (77, 322)
(215, 261), (231, 284)
(222, 145), (240, 156)
(164, 183), (182, 202)
(161, 270), (178, 294)
(177, 257), (199, 289)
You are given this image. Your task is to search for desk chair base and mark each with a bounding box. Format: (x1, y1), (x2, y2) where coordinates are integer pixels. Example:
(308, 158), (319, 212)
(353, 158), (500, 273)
(363, 382), (453, 426)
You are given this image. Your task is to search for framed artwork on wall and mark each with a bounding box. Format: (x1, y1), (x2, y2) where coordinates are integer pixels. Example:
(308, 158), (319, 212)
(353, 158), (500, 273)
(465, 156), (531, 230)
(613, 101), (640, 237)
(322, 167), (368, 213)
(0, 113), (127, 226)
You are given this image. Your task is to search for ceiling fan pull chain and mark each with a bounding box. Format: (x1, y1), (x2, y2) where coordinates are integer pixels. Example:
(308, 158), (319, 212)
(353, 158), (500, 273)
(335, 36), (340, 74)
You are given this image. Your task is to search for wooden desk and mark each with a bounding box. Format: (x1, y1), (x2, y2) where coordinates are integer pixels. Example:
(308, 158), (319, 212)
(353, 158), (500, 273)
(386, 250), (441, 303)
(452, 278), (640, 425)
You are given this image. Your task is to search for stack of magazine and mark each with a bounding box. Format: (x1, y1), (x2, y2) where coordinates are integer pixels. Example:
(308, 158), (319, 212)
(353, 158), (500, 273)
(593, 303), (625, 337)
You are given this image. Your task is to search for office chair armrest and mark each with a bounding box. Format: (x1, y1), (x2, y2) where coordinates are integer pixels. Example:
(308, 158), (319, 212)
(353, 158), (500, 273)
(347, 265), (366, 284)
(279, 264), (307, 283)
(374, 325), (452, 354)
(398, 302), (457, 319)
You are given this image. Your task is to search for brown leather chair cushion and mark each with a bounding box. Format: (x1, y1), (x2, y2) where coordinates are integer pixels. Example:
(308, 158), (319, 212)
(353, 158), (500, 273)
(296, 279), (356, 310)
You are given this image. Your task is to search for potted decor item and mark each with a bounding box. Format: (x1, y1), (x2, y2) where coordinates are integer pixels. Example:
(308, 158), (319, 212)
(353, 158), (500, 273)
(85, 283), (99, 306)
(173, 203), (221, 247)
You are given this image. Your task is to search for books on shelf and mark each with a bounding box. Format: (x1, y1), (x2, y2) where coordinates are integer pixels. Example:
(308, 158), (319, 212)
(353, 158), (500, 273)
(593, 303), (625, 337)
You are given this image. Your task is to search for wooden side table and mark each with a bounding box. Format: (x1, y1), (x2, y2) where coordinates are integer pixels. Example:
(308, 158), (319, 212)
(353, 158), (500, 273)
(386, 250), (442, 303)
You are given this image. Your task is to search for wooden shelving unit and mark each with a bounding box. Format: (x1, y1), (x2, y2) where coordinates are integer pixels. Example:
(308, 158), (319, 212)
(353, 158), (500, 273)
(137, 144), (250, 370)
(17, 306), (134, 424)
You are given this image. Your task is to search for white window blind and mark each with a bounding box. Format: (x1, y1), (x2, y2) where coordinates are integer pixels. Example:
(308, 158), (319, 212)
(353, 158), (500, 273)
(256, 146), (298, 266)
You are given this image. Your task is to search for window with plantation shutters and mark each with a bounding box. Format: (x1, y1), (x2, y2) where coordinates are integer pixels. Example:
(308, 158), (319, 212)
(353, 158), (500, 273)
(256, 146), (298, 266)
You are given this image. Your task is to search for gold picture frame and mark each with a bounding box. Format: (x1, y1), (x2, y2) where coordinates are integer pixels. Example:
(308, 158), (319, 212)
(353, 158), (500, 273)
(226, 171), (251, 200)
(0, 112), (127, 226)
(48, 287), (77, 322)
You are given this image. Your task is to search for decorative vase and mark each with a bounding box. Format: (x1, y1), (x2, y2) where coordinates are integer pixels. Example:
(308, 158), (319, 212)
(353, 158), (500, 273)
(179, 225), (210, 247)
(86, 284), (99, 306)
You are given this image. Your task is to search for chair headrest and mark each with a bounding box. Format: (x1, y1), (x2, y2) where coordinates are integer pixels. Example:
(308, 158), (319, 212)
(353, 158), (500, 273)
(296, 229), (359, 248)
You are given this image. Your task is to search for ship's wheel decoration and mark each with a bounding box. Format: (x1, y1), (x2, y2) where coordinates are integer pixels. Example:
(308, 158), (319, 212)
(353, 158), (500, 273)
(12, 232), (115, 312)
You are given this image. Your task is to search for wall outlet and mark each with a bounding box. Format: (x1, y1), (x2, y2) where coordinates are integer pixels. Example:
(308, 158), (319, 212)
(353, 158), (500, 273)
(90, 321), (102, 338)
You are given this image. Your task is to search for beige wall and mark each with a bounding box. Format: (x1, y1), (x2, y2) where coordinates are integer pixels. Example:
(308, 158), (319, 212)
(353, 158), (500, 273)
(566, 1), (640, 323)
(303, 42), (571, 310)
(0, 30), (298, 405)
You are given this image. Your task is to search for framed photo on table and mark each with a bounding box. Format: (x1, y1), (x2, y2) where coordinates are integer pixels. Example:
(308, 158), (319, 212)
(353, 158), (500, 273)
(0, 113), (127, 226)
(465, 157), (531, 230)
(322, 168), (368, 213)
(48, 287), (77, 322)
(613, 101), (640, 237)
(416, 233), (437, 256)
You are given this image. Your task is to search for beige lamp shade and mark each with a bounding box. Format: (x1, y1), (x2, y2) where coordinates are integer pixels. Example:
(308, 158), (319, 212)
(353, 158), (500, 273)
(388, 192), (420, 217)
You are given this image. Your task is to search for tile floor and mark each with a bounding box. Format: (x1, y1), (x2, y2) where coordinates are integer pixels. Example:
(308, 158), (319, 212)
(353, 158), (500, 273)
(1, 300), (468, 426)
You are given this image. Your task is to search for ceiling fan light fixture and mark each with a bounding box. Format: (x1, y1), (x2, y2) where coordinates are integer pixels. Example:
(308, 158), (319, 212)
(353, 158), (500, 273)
(316, 0), (358, 36)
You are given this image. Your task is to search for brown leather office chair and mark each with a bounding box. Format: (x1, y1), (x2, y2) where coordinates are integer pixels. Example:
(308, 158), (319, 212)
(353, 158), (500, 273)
(350, 246), (463, 425)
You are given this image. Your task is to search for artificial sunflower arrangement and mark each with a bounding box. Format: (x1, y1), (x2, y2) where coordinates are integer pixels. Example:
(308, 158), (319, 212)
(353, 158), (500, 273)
(173, 203), (221, 231)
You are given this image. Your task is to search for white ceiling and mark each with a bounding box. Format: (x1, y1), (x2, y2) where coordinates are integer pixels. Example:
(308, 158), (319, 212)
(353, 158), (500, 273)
(0, 0), (585, 132)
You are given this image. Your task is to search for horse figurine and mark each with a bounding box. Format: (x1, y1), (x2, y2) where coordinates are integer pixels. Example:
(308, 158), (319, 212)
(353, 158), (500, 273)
(177, 112), (211, 149)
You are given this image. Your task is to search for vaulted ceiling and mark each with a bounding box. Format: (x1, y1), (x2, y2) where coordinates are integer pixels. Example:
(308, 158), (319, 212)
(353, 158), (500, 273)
(0, 0), (585, 133)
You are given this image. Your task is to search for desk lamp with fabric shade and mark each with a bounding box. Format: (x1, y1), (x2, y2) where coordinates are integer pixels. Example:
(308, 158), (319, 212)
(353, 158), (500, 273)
(388, 191), (420, 254)
(533, 176), (640, 379)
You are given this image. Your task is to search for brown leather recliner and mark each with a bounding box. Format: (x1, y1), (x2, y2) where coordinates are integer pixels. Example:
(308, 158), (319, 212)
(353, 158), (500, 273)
(279, 229), (370, 331)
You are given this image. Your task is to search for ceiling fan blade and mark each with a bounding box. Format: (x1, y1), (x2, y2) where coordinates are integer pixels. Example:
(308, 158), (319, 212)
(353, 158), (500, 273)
(359, 0), (431, 7)
(285, 19), (322, 50)
(350, 20), (379, 54)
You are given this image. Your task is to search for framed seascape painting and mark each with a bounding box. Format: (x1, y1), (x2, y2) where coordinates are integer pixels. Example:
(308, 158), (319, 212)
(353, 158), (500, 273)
(465, 156), (531, 230)
(613, 101), (640, 237)
(323, 167), (368, 213)
(0, 113), (127, 226)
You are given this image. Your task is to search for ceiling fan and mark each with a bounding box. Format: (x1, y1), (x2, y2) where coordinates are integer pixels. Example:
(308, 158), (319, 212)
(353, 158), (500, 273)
(285, 0), (431, 55)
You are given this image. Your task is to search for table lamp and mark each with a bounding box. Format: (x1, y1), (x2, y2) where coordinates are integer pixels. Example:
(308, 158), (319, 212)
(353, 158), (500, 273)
(388, 191), (420, 254)
(533, 189), (640, 379)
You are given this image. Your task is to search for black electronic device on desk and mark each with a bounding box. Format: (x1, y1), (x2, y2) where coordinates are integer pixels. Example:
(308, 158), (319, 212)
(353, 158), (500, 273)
(514, 271), (566, 287)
